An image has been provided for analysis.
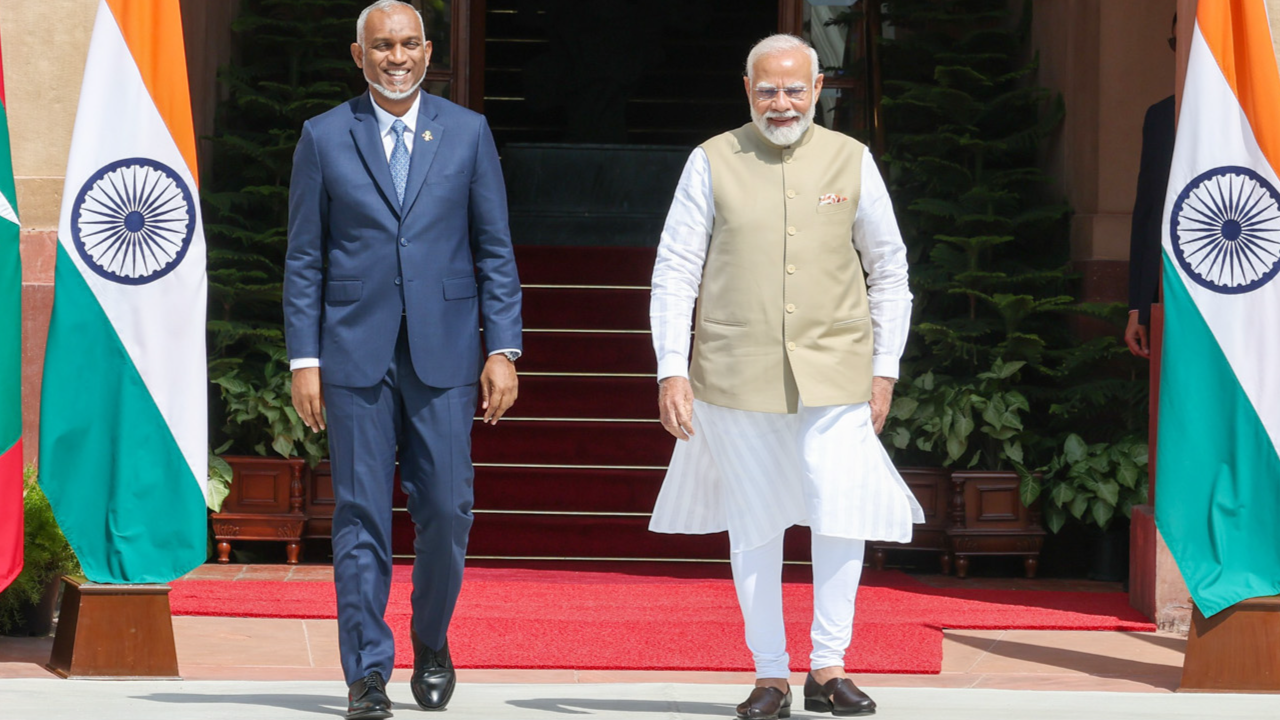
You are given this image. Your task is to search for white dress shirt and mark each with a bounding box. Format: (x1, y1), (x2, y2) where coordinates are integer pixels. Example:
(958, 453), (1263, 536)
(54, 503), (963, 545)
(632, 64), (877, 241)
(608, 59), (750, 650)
(291, 92), (518, 371)
(650, 146), (912, 383)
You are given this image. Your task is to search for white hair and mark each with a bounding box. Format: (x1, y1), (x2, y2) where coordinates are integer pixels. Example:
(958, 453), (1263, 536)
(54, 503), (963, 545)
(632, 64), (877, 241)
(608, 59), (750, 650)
(745, 34), (820, 85)
(356, 0), (425, 47)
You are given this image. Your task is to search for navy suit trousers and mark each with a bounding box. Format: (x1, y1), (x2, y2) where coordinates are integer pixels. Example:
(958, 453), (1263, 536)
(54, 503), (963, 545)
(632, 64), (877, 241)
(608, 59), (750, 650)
(324, 321), (478, 685)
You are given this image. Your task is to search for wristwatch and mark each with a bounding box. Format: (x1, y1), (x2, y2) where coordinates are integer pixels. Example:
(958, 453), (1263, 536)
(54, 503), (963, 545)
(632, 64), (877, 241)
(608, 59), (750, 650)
(502, 351), (519, 363)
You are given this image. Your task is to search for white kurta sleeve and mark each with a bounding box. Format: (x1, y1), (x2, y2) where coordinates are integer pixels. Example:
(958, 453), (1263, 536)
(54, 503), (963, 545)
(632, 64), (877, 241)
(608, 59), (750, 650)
(650, 148), (715, 382)
(853, 150), (913, 380)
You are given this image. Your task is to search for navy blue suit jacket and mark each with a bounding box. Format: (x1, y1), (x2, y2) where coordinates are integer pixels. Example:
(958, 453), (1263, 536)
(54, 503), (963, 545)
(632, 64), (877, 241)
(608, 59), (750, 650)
(284, 91), (522, 388)
(1128, 95), (1175, 326)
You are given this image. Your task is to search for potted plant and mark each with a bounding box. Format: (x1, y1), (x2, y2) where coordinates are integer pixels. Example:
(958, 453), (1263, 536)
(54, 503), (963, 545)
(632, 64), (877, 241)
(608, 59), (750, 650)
(208, 344), (324, 564)
(889, 360), (1046, 577)
(1025, 433), (1149, 581)
(0, 467), (80, 636)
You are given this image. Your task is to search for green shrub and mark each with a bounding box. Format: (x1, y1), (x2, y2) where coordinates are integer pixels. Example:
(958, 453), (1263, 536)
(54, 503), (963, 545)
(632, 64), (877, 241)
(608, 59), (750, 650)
(0, 467), (80, 635)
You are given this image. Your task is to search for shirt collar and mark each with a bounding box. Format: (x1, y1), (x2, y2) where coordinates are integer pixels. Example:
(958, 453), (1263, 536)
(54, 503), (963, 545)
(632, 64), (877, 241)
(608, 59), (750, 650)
(370, 90), (421, 138)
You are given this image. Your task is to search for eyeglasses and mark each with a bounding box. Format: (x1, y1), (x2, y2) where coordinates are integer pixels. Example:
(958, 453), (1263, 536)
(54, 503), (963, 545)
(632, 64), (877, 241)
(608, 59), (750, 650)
(754, 86), (808, 101)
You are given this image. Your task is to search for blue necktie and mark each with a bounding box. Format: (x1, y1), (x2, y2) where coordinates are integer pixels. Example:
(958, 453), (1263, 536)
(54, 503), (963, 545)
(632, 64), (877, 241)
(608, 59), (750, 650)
(390, 119), (409, 205)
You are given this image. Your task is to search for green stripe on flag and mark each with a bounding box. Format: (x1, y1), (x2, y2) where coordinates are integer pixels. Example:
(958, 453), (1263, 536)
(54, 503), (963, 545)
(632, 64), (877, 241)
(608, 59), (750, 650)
(1, 98), (20, 451)
(39, 243), (206, 584)
(1156, 255), (1280, 617)
(0, 219), (18, 450)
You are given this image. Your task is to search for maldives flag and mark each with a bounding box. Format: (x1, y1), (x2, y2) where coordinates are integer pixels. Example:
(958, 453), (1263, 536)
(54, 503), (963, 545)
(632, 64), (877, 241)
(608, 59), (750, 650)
(38, 0), (207, 583)
(1157, 0), (1280, 616)
(0, 31), (22, 593)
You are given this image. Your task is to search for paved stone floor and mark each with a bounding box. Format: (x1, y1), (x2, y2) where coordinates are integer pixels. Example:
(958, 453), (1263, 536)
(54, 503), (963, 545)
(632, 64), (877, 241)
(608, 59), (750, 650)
(1, 565), (1275, 718)
(3, 680), (1279, 720)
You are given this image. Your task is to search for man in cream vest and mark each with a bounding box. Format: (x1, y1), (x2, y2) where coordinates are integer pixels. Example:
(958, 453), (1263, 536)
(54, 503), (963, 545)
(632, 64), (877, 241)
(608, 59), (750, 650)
(649, 34), (922, 719)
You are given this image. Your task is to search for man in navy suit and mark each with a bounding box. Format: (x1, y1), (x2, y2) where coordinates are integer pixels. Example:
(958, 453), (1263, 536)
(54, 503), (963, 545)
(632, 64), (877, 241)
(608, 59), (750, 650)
(1125, 12), (1177, 359)
(284, 2), (522, 717)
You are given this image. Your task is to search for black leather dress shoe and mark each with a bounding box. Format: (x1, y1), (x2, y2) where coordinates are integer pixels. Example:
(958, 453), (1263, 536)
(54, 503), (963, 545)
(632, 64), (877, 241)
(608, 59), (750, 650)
(803, 673), (876, 716)
(411, 630), (456, 711)
(735, 685), (792, 719)
(347, 671), (393, 719)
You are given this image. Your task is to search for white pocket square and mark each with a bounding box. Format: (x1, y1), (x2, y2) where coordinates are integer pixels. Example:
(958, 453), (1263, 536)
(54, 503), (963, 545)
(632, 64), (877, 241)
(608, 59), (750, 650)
(818, 193), (848, 205)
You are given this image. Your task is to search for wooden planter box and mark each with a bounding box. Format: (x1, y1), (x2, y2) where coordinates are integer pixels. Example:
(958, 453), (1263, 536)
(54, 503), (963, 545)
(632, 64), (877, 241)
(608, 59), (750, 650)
(304, 460), (335, 542)
(944, 470), (1045, 578)
(211, 456), (306, 565)
(869, 467), (950, 572)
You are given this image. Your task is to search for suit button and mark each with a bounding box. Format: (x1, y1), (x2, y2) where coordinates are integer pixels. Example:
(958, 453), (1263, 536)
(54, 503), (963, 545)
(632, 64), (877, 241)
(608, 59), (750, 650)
(787, 341), (797, 351)
(786, 304), (796, 313)
(394, 276), (402, 286)
(787, 265), (796, 274)
(399, 238), (408, 247)
(787, 226), (797, 236)
(786, 189), (796, 199)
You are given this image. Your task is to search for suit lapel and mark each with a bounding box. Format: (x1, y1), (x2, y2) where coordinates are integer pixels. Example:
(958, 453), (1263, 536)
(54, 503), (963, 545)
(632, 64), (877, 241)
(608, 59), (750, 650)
(349, 93), (401, 218)
(400, 92), (443, 218)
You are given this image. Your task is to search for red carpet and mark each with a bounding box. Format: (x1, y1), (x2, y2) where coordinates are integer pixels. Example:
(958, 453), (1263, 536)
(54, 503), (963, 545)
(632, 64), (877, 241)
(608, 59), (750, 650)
(170, 566), (1154, 674)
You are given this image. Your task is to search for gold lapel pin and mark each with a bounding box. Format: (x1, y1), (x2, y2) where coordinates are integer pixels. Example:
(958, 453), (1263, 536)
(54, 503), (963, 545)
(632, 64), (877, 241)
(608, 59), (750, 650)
(421, 130), (433, 142)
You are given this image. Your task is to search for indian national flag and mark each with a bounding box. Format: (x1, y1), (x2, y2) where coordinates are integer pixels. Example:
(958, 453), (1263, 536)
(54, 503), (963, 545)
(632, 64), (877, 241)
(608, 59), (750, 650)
(0, 31), (22, 593)
(1157, 0), (1280, 617)
(38, 0), (207, 584)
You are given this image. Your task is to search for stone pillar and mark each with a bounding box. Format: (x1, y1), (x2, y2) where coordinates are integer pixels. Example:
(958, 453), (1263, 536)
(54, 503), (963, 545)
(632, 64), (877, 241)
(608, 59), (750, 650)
(1029, 0), (1178, 308)
(0, 0), (236, 466)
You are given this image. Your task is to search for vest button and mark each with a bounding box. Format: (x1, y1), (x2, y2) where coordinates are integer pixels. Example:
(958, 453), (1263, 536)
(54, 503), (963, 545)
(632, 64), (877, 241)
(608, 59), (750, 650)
(786, 304), (796, 313)
(786, 265), (796, 274)
(784, 155), (793, 164)
(394, 276), (402, 286)
(787, 341), (797, 351)
(399, 237), (408, 247)
(787, 226), (797, 236)
(786, 189), (796, 199)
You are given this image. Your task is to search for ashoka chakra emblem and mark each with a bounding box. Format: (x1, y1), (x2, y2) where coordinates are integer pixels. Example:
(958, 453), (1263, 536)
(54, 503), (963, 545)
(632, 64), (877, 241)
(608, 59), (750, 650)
(1170, 165), (1280, 294)
(71, 158), (196, 285)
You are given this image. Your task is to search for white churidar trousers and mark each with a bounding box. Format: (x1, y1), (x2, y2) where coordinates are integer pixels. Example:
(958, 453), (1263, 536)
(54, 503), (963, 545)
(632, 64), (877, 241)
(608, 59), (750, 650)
(650, 398), (922, 677)
(732, 531), (866, 677)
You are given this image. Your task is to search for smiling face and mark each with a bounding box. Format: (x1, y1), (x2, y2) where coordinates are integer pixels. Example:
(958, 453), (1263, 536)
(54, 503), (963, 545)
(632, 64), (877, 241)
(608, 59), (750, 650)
(744, 48), (823, 146)
(351, 4), (431, 114)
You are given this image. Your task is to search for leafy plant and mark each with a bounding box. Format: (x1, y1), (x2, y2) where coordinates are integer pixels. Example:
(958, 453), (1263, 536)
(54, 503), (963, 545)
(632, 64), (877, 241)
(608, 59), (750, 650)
(207, 453), (234, 513)
(0, 467), (80, 635)
(204, 0), (367, 365)
(1023, 434), (1149, 533)
(872, 0), (1150, 487)
(210, 344), (325, 468)
(204, 0), (365, 467)
(886, 359), (1031, 471)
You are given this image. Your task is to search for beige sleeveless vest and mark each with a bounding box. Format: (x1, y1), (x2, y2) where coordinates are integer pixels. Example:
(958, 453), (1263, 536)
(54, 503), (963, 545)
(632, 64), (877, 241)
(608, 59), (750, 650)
(690, 122), (872, 414)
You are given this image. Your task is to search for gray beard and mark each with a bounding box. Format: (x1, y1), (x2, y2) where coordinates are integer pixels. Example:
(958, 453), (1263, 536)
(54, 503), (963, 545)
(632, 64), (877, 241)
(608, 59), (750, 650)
(369, 72), (425, 102)
(751, 105), (816, 147)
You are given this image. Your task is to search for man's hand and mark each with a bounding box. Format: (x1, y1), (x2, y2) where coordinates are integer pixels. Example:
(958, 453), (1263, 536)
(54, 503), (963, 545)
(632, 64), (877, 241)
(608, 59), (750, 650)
(292, 367), (326, 432)
(658, 376), (696, 441)
(480, 354), (518, 425)
(1124, 311), (1151, 359)
(870, 376), (896, 435)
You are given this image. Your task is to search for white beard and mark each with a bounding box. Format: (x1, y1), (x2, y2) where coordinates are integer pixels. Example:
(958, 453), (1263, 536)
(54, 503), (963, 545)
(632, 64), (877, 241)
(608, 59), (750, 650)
(751, 104), (816, 147)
